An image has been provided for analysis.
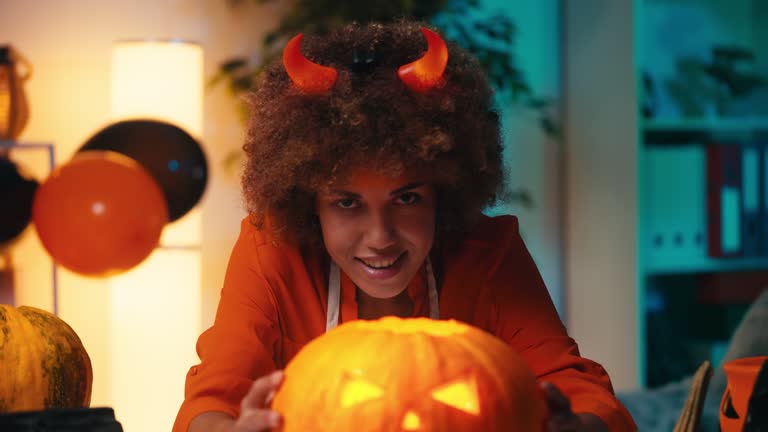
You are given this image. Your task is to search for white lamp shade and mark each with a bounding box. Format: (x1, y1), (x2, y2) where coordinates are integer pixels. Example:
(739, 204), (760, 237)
(111, 40), (203, 138)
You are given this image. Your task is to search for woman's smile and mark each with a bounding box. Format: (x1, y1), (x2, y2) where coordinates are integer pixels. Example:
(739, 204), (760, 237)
(355, 251), (407, 280)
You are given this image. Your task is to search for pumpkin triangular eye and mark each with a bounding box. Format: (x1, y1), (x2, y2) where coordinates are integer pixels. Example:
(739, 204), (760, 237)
(340, 378), (383, 407)
(430, 376), (480, 415)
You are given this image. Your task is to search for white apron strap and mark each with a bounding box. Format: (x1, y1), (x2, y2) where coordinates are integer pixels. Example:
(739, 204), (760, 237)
(325, 260), (341, 332)
(425, 256), (440, 320)
(325, 257), (439, 332)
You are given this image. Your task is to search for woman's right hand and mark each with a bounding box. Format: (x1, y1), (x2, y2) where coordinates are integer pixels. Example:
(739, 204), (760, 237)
(233, 370), (284, 432)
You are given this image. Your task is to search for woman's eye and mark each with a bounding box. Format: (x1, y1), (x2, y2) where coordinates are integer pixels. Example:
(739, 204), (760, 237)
(397, 192), (420, 205)
(336, 198), (358, 209)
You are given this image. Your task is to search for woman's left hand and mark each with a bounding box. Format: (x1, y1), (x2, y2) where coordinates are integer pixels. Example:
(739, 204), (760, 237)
(540, 382), (609, 432)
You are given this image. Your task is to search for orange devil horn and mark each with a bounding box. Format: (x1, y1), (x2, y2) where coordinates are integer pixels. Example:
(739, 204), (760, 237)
(397, 27), (448, 93)
(283, 33), (338, 94)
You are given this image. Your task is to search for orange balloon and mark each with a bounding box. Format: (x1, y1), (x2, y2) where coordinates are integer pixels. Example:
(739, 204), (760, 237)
(32, 150), (168, 277)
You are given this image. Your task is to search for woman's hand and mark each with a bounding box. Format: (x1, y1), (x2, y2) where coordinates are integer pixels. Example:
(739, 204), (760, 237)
(233, 370), (284, 432)
(541, 382), (609, 432)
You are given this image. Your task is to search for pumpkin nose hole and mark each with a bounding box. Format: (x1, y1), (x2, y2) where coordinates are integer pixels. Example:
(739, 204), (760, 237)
(401, 410), (421, 430)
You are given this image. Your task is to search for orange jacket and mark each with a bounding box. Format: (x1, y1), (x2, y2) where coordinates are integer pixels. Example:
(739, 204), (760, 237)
(173, 215), (636, 431)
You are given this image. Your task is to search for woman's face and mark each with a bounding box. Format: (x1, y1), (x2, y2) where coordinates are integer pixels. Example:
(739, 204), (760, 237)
(315, 169), (436, 299)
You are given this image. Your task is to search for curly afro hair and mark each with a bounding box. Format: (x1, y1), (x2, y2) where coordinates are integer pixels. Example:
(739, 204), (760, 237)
(242, 20), (506, 248)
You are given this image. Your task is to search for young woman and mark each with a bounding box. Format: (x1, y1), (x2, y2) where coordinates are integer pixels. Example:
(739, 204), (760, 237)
(173, 20), (636, 432)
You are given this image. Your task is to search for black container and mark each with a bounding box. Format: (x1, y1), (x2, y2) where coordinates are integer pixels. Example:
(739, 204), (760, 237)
(0, 407), (122, 432)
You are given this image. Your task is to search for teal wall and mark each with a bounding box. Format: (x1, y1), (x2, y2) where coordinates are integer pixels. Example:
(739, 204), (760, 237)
(479, 0), (564, 316)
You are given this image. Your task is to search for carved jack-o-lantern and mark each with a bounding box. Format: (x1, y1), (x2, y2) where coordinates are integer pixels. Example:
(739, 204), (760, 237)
(271, 317), (547, 431)
(720, 356), (768, 432)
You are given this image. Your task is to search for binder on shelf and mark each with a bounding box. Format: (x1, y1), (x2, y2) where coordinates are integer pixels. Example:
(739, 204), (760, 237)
(707, 143), (742, 258)
(645, 145), (707, 270)
(741, 142), (762, 257)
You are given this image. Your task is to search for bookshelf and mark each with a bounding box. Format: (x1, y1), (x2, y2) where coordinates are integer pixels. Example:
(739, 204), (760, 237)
(0, 139), (59, 314)
(564, 0), (768, 390)
(643, 117), (768, 133)
(637, 0), (768, 388)
(646, 256), (768, 276)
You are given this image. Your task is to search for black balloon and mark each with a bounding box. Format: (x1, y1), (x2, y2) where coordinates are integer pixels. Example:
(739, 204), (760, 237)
(0, 155), (38, 245)
(79, 120), (208, 222)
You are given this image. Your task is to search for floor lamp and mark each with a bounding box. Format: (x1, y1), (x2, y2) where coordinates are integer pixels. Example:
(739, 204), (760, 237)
(109, 39), (204, 432)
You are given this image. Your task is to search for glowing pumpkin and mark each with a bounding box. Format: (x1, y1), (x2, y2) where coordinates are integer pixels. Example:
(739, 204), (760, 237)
(271, 317), (547, 431)
(0, 305), (93, 412)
